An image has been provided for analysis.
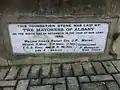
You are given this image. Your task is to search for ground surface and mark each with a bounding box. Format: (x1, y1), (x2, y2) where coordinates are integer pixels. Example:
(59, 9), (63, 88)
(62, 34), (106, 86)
(0, 59), (120, 90)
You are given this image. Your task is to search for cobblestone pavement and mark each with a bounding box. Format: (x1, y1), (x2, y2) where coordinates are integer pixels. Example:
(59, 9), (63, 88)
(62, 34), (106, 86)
(1, 60), (120, 90)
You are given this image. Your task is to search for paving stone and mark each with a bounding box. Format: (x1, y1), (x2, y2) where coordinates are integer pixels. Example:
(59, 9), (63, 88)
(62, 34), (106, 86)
(78, 76), (90, 82)
(55, 84), (66, 90)
(41, 65), (51, 78)
(3, 87), (14, 90)
(82, 62), (95, 75)
(30, 79), (41, 86)
(17, 66), (30, 79)
(112, 61), (120, 72)
(113, 74), (120, 86)
(102, 61), (118, 73)
(0, 67), (9, 80)
(72, 63), (83, 76)
(92, 62), (106, 74)
(90, 75), (114, 81)
(5, 66), (20, 80)
(16, 80), (29, 90)
(29, 85), (53, 90)
(80, 82), (107, 90)
(0, 80), (17, 87)
(62, 64), (72, 76)
(106, 81), (120, 90)
(42, 78), (65, 84)
(67, 77), (79, 90)
(51, 64), (61, 77)
(28, 65), (41, 78)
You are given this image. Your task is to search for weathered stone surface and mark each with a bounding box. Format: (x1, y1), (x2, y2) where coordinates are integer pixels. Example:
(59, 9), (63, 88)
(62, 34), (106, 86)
(29, 85), (53, 90)
(28, 65), (41, 78)
(42, 78), (65, 84)
(82, 62), (95, 74)
(3, 87), (14, 90)
(0, 67), (9, 80)
(0, 80), (17, 87)
(113, 74), (120, 86)
(67, 77), (79, 90)
(106, 81), (120, 90)
(17, 66), (30, 79)
(113, 36), (120, 58)
(55, 84), (66, 90)
(80, 82), (107, 90)
(16, 80), (29, 90)
(112, 61), (120, 72)
(89, 54), (113, 61)
(0, 57), (8, 66)
(72, 63), (83, 75)
(92, 62), (106, 74)
(41, 65), (51, 78)
(51, 64), (61, 77)
(90, 75), (114, 81)
(78, 76), (90, 82)
(102, 61), (118, 73)
(5, 66), (20, 80)
(30, 79), (41, 86)
(62, 64), (72, 76)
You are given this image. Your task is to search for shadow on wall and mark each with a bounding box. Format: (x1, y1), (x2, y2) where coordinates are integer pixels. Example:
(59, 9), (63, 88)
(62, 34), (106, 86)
(0, 0), (107, 14)
(0, 0), (120, 15)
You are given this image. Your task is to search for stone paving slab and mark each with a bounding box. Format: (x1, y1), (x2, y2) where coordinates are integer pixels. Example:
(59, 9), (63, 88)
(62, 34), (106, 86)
(72, 63), (83, 76)
(0, 67), (9, 80)
(0, 60), (120, 90)
(82, 62), (95, 75)
(102, 61), (118, 73)
(80, 82), (107, 90)
(106, 81), (120, 90)
(5, 66), (19, 80)
(17, 66), (30, 79)
(28, 65), (41, 79)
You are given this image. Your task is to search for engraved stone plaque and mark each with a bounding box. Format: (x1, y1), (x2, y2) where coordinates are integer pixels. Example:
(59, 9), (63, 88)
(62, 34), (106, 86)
(8, 23), (109, 54)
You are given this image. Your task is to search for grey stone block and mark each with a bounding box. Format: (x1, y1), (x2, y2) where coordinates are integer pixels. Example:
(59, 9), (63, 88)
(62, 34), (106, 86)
(0, 80), (17, 87)
(67, 77), (79, 90)
(82, 62), (95, 75)
(62, 64), (72, 76)
(55, 84), (66, 90)
(72, 63), (83, 76)
(29, 85), (53, 90)
(113, 74), (120, 86)
(42, 78), (65, 84)
(106, 81), (120, 90)
(5, 66), (20, 80)
(28, 65), (41, 78)
(41, 65), (51, 78)
(17, 66), (30, 79)
(102, 61), (118, 73)
(112, 61), (120, 72)
(51, 64), (61, 77)
(30, 79), (41, 86)
(3, 87), (14, 90)
(92, 62), (106, 74)
(16, 80), (29, 90)
(0, 67), (9, 80)
(90, 75), (114, 81)
(78, 76), (90, 82)
(80, 82), (107, 90)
